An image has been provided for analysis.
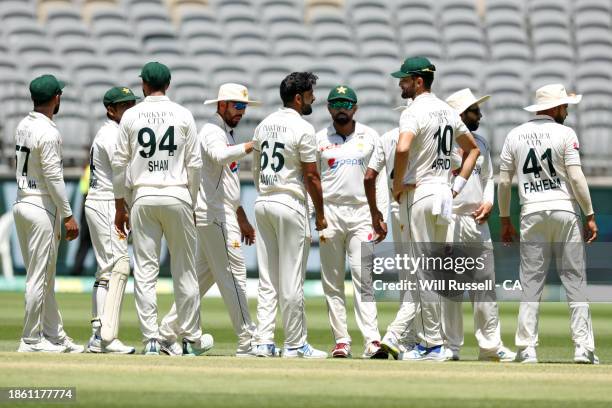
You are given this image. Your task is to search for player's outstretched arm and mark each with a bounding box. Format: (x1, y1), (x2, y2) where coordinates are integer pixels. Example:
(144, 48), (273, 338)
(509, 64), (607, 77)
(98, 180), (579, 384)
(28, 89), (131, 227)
(567, 165), (598, 243)
(204, 127), (253, 165)
(303, 161), (326, 231)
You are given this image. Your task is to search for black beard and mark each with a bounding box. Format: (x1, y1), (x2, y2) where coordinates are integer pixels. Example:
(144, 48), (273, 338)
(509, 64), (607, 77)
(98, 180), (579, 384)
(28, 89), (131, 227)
(334, 115), (351, 125)
(53, 104), (60, 114)
(302, 104), (313, 116)
(554, 115), (565, 125)
(401, 90), (413, 99)
(466, 121), (479, 132)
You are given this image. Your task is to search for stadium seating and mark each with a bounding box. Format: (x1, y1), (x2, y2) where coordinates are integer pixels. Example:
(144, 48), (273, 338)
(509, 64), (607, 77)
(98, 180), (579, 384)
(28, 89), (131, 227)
(1, 0), (611, 175)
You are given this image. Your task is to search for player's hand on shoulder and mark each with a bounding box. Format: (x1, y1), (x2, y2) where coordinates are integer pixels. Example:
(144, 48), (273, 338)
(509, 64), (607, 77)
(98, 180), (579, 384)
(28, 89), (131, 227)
(584, 214), (598, 244)
(63, 216), (79, 241)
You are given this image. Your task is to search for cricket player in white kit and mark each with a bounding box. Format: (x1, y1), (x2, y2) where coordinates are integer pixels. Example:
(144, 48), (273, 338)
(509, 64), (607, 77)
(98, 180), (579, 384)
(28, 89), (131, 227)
(441, 88), (515, 362)
(380, 57), (480, 361)
(112, 62), (209, 356)
(316, 85), (388, 359)
(85, 87), (140, 354)
(159, 83), (258, 357)
(252, 72), (328, 358)
(498, 84), (599, 364)
(365, 122), (417, 354)
(14, 74), (83, 353)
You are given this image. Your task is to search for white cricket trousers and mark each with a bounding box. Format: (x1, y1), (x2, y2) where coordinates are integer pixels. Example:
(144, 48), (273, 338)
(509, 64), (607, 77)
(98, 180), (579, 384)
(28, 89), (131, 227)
(441, 214), (503, 352)
(84, 199), (129, 335)
(13, 198), (67, 344)
(84, 199), (129, 282)
(389, 203), (416, 346)
(254, 192), (309, 349)
(319, 202), (380, 346)
(131, 196), (202, 343)
(160, 213), (256, 350)
(385, 188), (449, 347)
(515, 210), (595, 351)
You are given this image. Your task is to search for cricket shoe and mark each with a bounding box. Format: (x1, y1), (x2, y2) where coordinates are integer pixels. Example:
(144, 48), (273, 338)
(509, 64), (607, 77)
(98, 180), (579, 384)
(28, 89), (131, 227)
(103, 339), (135, 354)
(87, 335), (103, 353)
(255, 343), (281, 357)
(18, 338), (67, 353)
(283, 343), (328, 359)
(574, 345), (599, 365)
(160, 340), (182, 357)
(236, 345), (258, 358)
(363, 341), (388, 359)
(400, 344), (446, 361)
(515, 347), (538, 364)
(331, 342), (351, 358)
(379, 332), (401, 360)
(55, 337), (85, 353)
(143, 339), (161, 355)
(444, 348), (460, 361)
(182, 334), (214, 356)
(479, 346), (516, 362)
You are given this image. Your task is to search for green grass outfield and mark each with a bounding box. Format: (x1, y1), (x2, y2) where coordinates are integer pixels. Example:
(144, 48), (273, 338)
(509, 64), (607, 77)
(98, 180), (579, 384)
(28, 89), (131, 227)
(1, 292), (611, 408)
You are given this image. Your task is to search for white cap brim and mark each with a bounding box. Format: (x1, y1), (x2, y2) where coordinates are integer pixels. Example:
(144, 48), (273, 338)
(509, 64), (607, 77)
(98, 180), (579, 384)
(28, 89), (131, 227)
(204, 99), (261, 106)
(524, 94), (582, 112)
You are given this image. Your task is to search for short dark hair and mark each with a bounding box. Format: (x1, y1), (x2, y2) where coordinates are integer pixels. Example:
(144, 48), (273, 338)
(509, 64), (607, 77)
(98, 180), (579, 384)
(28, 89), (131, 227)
(413, 72), (434, 90)
(280, 72), (318, 106)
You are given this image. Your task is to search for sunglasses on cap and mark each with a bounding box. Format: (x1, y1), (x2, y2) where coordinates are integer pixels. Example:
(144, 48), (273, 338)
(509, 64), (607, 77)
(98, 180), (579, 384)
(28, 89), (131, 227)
(328, 100), (354, 110)
(231, 101), (247, 110)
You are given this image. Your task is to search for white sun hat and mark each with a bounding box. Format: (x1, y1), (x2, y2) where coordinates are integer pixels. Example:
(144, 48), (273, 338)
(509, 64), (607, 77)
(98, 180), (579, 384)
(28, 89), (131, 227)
(524, 83), (582, 112)
(204, 83), (261, 105)
(445, 88), (490, 114)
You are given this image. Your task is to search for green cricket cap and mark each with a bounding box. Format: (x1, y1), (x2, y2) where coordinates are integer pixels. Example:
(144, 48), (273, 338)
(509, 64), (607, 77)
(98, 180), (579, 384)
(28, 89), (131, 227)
(327, 85), (358, 103)
(139, 61), (171, 88)
(391, 56), (436, 78)
(103, 86), (140, 107)
(29, 74), (65, 103)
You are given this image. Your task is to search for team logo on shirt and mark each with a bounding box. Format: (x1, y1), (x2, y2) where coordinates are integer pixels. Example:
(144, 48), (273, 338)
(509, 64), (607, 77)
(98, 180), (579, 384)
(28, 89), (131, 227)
(229, 161), (239, 173)
(327, 158), (364, 170)
(573, 142), (580, 150)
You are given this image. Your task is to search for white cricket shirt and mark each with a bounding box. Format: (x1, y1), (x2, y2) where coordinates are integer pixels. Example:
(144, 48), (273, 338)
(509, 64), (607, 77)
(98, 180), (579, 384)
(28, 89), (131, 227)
(398, 93), (469, 187)
(452, 133), (494, 215)
(252, 107), (317, 201)
(87, 120), (119, 201)
(14, 111), (72, 218)
(368, 127), (399, 216)
(500, 115), (581, 215)
(195, 113), (249, 225)
(316, 121), (385, 203)
(112, 95), (202, 205)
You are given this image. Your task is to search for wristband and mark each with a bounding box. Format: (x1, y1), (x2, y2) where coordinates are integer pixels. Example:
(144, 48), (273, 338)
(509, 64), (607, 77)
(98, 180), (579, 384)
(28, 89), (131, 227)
(452, 175), (468, 195)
